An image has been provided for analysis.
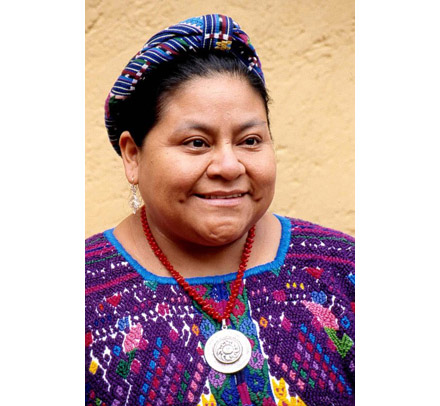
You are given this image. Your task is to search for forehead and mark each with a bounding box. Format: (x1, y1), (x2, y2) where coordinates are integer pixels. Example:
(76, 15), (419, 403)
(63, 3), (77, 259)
(159, 74), (267, 126)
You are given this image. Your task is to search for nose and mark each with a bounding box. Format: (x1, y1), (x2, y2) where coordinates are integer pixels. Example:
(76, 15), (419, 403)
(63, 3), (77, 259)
(206, 144), (245, 180)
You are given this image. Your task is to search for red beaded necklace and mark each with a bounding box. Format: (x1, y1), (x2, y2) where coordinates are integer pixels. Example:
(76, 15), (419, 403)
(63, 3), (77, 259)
(140, 205), (255, 324)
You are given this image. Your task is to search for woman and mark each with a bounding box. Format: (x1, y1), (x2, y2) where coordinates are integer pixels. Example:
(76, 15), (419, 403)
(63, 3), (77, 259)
(86, 14), (355, 406)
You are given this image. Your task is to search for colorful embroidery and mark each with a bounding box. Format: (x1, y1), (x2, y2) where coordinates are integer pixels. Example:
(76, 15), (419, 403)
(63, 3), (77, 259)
(123, 323), (143, 353)
(201, 393), (217, 406)
(324, 328), (354, 358)
(86, 217), (354, 405)
(89, 359), (98, 375)
(271, 377), (308, 406)
(301, 301), (339, 330)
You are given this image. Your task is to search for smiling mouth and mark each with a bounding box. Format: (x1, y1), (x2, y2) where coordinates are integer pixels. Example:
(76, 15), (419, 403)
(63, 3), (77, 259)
(196, 193), (245, 199)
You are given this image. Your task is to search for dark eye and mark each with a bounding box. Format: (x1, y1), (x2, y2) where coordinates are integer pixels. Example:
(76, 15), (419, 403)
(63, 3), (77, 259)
(185, 139), (208, 148)
(243, 137), (259, 146)
(192, 139), (205, 147)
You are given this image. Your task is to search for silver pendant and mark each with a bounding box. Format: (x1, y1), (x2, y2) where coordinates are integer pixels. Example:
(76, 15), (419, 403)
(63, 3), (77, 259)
(204, 320), (251, 374)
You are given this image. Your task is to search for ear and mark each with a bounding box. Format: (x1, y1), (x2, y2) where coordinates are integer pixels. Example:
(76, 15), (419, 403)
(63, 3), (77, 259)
(119, 131), (142, 184)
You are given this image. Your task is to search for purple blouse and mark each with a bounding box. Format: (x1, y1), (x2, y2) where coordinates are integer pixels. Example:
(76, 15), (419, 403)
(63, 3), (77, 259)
(85, 215), (355, 406)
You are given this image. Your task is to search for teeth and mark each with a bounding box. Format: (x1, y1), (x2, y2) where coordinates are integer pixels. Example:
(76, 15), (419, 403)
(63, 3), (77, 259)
(203, 194), (243, 199)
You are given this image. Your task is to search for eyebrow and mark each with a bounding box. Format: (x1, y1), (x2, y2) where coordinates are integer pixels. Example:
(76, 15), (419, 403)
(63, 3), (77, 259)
(173, 119), (268, 135)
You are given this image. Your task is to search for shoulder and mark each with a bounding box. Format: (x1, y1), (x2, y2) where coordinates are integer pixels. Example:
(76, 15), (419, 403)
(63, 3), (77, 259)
(85, 230), (142, 293)
(276, 214), (355, 301)
(85, 231), (117, 270)
(278, 214), (355, 260)
(85, 231), (115, 290)
(85, 231), (110, 252)
(281, 215), (354, 241)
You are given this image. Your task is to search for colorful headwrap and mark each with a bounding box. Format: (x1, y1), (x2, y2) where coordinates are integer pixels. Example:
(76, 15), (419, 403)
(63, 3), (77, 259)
(105, 14), (265, 155)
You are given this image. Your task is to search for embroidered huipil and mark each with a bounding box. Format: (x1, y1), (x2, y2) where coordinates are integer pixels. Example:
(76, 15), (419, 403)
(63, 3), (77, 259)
(85, 216), (355, 406)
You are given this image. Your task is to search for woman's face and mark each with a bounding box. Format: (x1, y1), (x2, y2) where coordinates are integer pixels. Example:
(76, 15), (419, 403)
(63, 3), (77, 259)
(135, 73), (276, 247)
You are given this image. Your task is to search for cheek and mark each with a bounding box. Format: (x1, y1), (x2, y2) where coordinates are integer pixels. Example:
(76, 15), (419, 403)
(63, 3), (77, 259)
(255, 156), (277, 189)
(140, 155), (201, 196)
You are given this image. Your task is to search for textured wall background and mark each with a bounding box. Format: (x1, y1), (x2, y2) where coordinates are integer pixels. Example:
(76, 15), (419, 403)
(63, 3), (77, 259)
(85, 0), (354, 237)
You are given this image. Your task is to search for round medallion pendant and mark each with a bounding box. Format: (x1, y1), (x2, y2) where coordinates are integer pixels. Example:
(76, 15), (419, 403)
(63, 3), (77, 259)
(204, 329), (251, 373)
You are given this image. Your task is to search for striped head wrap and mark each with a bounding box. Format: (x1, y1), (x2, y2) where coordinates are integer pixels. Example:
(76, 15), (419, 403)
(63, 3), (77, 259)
(105, 14), (265, 155)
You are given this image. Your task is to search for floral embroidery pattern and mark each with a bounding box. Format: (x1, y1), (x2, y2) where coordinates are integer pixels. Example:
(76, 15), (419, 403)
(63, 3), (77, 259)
(301, 301), (339, 330)
(208, 370), (226, 388)
(249, 350), (265, 369)
(123, 323), (143, 353)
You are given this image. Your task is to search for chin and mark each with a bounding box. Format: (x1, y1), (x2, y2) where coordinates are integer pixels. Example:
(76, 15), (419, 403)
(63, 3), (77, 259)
(194, 219), (252, 246)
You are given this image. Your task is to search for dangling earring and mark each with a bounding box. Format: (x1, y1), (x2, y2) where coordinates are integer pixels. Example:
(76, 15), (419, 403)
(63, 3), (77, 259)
(129, 176), (141, 214)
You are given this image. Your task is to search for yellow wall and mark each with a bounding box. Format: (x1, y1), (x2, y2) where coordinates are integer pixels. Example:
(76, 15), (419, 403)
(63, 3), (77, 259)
(85, 0), (354, 237)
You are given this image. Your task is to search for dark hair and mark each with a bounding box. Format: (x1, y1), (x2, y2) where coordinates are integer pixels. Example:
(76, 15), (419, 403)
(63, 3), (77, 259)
(119, 50), (270, 149)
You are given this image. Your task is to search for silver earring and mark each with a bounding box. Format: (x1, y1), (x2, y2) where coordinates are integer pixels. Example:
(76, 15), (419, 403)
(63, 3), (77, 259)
(129, 177), (141, 214)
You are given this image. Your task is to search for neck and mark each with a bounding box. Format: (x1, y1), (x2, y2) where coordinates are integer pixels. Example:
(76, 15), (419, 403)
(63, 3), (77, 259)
(143, 216), (251, 278)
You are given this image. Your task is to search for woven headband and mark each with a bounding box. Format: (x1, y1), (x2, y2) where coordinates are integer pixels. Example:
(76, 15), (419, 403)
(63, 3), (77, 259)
(104, 14), (265, 155)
